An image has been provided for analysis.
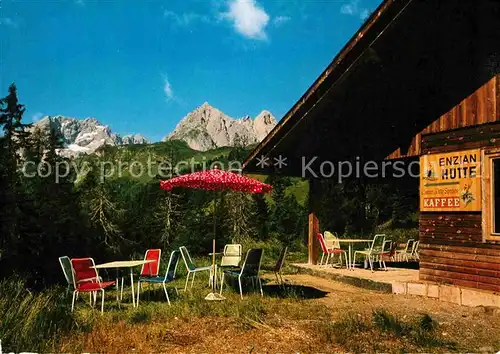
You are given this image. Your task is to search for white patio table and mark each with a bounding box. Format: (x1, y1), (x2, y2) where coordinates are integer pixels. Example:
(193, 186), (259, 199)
(93, 260), (153, 308)
(337, 239), (372, 270)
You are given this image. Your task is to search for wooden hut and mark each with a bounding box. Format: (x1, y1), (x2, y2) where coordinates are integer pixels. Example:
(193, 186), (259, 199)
(243, 0), (500, 292)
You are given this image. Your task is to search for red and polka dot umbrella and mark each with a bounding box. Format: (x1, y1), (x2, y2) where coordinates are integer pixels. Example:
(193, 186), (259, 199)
(159, 167), (271, 300)
(160, 168), (272, 194)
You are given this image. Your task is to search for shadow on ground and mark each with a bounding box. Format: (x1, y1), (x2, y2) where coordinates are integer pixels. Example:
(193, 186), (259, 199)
(262, 283), (328, 300)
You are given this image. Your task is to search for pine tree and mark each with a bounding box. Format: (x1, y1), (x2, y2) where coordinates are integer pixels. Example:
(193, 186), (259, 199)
(0, 84), (30, 271)
(80, 160), (124, 252)
(225, 191), (254, 242)
(17, 118), (87, 286)
(252, 193), (270, 240)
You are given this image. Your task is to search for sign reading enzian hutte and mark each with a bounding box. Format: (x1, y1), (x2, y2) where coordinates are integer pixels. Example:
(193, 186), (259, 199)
(420, 149), (481, 211)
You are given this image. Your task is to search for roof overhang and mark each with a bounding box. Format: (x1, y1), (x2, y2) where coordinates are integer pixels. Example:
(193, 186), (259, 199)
(243, 0), (500, 177)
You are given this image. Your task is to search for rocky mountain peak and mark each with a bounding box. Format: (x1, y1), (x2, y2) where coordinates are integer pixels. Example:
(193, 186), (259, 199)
(164, 103), (277, 151)
(32, 116), (150, 157)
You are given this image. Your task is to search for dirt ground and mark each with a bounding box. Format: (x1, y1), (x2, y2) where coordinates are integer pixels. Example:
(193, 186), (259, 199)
(59, 274), (500, 353)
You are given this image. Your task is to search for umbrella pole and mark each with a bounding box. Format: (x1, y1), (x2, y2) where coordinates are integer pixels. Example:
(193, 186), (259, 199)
(206, 192), (224, 300)
(212, 193), (216, 291)
(212, 238), (216, 291)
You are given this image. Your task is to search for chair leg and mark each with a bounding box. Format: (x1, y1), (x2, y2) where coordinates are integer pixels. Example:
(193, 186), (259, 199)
(368, 257), (374, 272)
(275, 272), (280, 285)
(71, 291), (77, 312)
(258, 278), (263, 297)
(162, 283), (171, 306)
(352, 253), (357, 269)
(101, 289), (105, 314)
(120, 277), (124, 301)
(219, 273), (225, 295)
(383, 259), (387, 271)
(184, 273), (190, 291)
(136, 281), (141, 306)
(343, 252), (348, 269)
(319, 253), (325, 266)
(191, 272), (196, 289)
(238, 277), (243, 299)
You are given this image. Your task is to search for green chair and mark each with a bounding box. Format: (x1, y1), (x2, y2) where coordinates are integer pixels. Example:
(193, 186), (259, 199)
(220, 248), (264, 299)
(137, 250), (181, 306)
(179, 246), (212, 291)
(59, 256), (74, 295)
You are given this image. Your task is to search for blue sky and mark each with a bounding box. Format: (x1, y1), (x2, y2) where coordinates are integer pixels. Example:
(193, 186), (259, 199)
(1, 0), (381, 142)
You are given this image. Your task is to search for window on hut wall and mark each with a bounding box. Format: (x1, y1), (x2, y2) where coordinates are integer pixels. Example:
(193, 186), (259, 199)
(494, 159), (500, 234)
(483, 151), (500, 241)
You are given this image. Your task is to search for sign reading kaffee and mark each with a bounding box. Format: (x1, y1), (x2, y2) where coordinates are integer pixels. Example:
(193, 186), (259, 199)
(419, 149), (481, 211)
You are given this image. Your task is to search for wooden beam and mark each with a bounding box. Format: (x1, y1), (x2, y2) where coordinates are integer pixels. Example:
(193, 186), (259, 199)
(308, 212), (319, 265)
(308, 179), (320, 264)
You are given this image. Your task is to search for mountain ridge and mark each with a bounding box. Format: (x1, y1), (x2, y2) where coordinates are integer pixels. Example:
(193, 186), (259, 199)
(164, 102), (277, 151)
(33, 115), (150, 157)
(32, 103), (277, 156)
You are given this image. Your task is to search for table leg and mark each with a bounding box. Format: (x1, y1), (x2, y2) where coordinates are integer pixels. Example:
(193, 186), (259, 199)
(116, 269), (120, 307)
(214, 265), (218, 289)
(349, 245), (353, 270)
(130, 268), (136, 308)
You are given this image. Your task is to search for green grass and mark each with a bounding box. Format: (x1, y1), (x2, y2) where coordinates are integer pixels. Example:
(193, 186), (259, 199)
(317, 309), (457, 352)
(0, 277), (77, 352)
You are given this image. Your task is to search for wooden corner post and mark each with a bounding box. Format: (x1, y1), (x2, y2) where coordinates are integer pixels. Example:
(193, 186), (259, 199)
(308, 178), (320, 264)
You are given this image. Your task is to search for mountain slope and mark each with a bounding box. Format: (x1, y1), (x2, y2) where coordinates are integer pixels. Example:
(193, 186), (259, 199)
(164, 103), (277, 151)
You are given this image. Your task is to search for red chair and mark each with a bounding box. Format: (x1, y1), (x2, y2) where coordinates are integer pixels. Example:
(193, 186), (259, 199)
(71, 258), (115, 313)
(139, 249), (162, 277)
(317, 233), (348, 267)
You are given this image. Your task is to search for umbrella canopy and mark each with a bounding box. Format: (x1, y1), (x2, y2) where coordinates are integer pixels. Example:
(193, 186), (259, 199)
(159, 167), (272, 300)
(160, 168), (272, 194)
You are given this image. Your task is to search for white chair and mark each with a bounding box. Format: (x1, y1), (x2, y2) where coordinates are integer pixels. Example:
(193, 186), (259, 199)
(409, 240), (420, 261)
(377, 240), (392, 265)
(395, 239), (415, 262)
(317, 233), (348, 268)
(353, 234), (386, 271)
(218, 244), (242, 283)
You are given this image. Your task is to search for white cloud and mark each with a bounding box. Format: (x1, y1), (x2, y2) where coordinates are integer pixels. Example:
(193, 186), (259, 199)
(340, 2), (356, 15)
(223, 0), (270, 40)
(32, 112), (44, 123)
(360, 8), (370, 20)
(340, 0), (371, 20)
(163, 77), (174, 100)
(0, 17), (19, 28)
(164, 10), (211, 27)
(273, 15), (291, 27)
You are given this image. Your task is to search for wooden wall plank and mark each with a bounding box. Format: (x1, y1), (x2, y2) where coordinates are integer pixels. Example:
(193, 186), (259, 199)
(420, 266), (500, 285)
(387, 75), (499, 160)
(421, 242), (500, 255)
(420, 249), (500, 264)
(420, 257), (500, 271)
(420, 261), (500, 279)
(419, 274), (500, 293)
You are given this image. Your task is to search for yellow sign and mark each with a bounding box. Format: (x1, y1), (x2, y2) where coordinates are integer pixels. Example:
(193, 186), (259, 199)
(420, 149), (481, 211)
